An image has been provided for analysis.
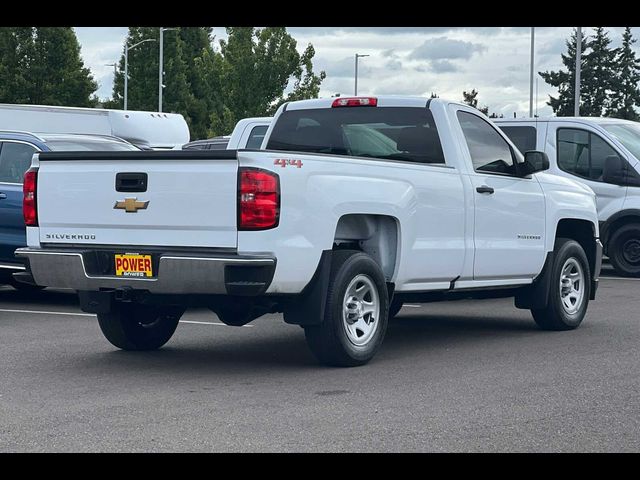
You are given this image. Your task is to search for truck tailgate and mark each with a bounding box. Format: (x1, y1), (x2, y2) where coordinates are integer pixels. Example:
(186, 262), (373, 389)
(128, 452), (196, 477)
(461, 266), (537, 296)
(35, 151), (238, 248)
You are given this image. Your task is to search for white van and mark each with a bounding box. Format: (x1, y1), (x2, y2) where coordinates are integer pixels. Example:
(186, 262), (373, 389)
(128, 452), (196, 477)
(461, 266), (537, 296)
(0, 104), (190, 150)
(496, 117), (640, 276)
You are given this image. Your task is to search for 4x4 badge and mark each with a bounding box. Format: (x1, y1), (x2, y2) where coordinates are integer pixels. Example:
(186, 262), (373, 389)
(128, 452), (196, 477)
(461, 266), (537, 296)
(114, 198), (149, 213)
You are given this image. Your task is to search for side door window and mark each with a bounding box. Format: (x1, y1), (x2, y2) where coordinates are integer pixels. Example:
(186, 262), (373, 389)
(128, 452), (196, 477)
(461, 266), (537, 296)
(557, 128), (620, 182)
(0, 141), (37, 184)
(457, 111), (517, 175)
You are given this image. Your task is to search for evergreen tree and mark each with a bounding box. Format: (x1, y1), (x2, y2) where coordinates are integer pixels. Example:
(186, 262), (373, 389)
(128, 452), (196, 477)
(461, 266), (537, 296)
(539, 28), (589, 116)
(607, 27), (640, 120)
(581, 27), (617, 116)
(0, 27), (97, 106)
(462, 89), (489, 115)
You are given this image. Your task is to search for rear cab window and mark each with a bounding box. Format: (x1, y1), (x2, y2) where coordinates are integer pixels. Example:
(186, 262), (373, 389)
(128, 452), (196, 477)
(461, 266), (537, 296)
(266, 107), (446, 165)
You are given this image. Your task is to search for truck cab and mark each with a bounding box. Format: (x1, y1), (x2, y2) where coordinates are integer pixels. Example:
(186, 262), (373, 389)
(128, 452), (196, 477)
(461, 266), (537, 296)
(496, 117), (640, 277)
(181, 117), (272, 151)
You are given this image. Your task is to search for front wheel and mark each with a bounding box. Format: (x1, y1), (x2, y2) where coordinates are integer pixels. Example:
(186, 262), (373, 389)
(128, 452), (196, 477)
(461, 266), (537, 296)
(607, 223), (640, 277)
(531, 238), (591, 331)
(304, 250), (389, 367)
(97, 303), (184, 351)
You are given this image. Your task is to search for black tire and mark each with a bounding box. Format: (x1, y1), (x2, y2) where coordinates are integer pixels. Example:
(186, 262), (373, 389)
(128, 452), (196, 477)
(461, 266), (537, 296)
(304, 250), (389, 367)
(607, 223), (640, 277)
(531, 238), (591, 331)
(97, 303), (184, 351)
(389, 297), (404, 319)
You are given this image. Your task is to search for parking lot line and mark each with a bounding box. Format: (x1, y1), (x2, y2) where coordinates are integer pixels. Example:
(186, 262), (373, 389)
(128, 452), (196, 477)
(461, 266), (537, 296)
(0, 308), (253, 327)
(601, 276), (640, 281)
(0, 308), (94, 317)
(403, 304), (422, 308)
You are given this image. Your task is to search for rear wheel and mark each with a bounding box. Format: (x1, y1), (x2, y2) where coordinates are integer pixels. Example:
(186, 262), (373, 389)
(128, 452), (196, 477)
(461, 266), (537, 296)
(97, 303), (184, 351)
(608, 223), (640, 277)
(531, 238), (590, 331)
(304, 250), (389, 367)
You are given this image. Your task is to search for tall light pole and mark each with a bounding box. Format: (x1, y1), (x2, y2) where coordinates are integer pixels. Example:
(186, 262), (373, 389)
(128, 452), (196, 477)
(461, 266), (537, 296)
(159, 27), (178, 113)
(124, 38), (156, 111)
(529, 27), (535, 118)
(354, 53), (370, 96)
(575, 27), (582, 117)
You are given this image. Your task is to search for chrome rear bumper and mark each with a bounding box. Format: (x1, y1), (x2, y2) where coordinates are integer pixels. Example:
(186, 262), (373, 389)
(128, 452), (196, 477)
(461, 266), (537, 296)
(15, 247), (275, 295)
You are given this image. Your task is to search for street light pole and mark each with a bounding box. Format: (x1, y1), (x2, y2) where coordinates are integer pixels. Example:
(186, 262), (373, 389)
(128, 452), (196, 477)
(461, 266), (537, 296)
(354, 53), (370, 96)
(529, 27), (535, 118)
(158, 27), (178, 113)
(124, 38), (156, 111)
(575, 26), (582, 117)
(159, 27), (163, 112)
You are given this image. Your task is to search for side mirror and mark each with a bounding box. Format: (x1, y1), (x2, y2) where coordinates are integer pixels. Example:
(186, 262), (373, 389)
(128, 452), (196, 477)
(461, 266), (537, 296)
(602, 155), (626, 185)
(520, 151), (550, 176)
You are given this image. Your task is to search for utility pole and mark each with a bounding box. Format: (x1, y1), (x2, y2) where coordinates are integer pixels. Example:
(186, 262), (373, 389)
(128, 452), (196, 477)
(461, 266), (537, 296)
(575, 26), (582, 117)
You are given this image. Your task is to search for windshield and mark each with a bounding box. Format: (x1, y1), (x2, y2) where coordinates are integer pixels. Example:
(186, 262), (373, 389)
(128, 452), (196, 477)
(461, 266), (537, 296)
(600, 123), (640, 161)
(44, 137), (140, 152)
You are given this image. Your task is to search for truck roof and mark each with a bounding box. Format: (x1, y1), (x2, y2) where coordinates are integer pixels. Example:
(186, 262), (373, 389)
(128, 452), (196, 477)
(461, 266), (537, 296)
(0, 103), (190, 149)
(494, 116), (639, 126)
(284, 96), (467, 111)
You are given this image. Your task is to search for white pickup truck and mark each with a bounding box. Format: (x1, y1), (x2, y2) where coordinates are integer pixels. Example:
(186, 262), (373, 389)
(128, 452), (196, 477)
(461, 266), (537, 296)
(16, 97), (602, 366)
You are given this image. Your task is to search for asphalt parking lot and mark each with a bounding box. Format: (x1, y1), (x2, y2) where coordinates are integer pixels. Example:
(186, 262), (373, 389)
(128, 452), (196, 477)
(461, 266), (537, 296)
(1, 264), (638, 452)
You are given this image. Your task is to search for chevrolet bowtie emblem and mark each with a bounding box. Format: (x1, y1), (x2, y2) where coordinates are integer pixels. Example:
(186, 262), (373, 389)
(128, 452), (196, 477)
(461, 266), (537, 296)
(114, 198), (149, 213)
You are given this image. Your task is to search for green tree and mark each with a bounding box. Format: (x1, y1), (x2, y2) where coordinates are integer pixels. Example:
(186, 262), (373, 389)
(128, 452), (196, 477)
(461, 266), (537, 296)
(607, 27), (640, 120)
(0, 27), (97, 106)
(208, 27), (326, 135)
(539, 28), (589, 116)
(581, 27), (617, 116)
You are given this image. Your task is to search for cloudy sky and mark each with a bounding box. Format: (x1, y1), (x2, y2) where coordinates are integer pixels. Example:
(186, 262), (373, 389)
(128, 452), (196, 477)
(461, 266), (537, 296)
(74, 26), (640, 118)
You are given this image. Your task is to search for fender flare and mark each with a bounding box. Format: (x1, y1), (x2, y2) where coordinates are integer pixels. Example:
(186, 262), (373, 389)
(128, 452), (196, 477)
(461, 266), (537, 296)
(600, 209), (640, 246)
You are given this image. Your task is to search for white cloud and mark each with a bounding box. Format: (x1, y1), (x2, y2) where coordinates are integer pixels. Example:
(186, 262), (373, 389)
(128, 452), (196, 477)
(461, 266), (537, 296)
(74, 26), (640, 117)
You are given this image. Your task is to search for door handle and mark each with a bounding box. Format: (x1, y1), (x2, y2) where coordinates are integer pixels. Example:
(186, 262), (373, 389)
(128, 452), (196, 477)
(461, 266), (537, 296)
(0, 193), (7, 200)
(476, 185), (494, 194)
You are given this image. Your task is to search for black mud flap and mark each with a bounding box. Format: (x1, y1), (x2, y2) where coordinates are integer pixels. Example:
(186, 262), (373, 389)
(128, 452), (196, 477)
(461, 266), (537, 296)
(514, 252), (554, 310)
(282, 250), (332, 326)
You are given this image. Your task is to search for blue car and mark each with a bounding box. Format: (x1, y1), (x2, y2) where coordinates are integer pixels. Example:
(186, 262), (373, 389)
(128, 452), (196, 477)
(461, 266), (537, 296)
(0, 131), (139, 290)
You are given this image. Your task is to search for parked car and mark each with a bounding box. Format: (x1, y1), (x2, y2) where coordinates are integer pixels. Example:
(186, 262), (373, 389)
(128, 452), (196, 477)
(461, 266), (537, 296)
(181, 117), (272, 151)
(0, 131), (140, 290)
(496, 117), (640, 277)
(16, 97), (601, 366)
(0, 104), (190, 150)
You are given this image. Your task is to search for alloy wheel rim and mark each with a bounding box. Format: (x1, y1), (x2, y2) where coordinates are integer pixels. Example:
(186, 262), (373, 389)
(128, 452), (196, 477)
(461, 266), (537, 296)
(342, 274), (380, 347)
(559, 257), (585, 315)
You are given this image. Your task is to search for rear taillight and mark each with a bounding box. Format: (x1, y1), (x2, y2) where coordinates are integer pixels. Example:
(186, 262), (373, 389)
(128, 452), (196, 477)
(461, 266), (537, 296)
(238, 168), (280, 230)
(331, 97), (377, 108)
(23, 167), (38, 226)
